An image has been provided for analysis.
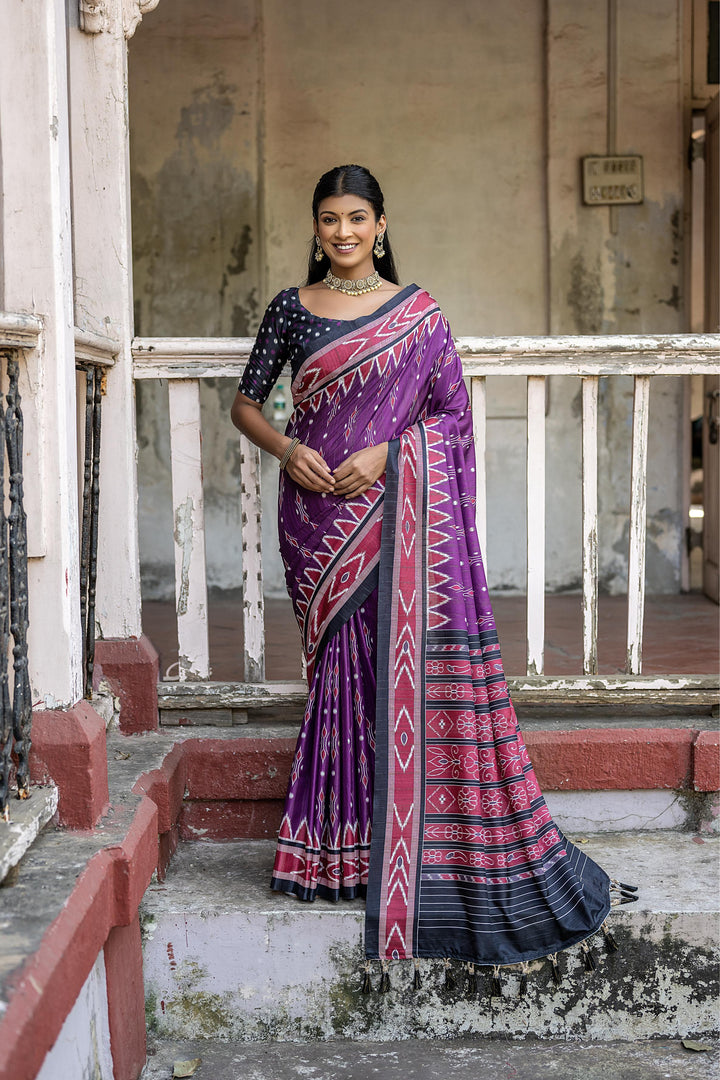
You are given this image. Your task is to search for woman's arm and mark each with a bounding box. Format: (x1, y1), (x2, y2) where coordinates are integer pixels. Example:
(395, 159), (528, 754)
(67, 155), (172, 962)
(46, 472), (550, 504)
(230, 391), (336, 493)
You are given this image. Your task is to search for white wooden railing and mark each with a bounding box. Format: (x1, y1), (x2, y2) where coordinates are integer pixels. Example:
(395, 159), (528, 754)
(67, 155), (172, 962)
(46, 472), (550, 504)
(132, 334), (720, 715)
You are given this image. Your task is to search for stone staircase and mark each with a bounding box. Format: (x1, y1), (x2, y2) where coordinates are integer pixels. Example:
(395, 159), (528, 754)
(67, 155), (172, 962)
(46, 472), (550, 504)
(3, 701), (716, 1077)
(140, 1034), (720, 1080)
(140, 831), (719, 1044)
(135, 710), (719, 1050)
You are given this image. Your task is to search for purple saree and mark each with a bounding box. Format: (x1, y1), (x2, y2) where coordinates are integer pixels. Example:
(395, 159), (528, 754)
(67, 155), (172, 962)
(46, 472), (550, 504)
(241, 284), (621, 974)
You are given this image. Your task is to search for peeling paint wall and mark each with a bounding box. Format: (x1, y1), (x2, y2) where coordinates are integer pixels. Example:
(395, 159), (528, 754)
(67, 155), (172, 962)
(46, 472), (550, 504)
(35, 951), (114, 1080)
(129, 0), (686, 599)
(129, 0), (264, 596)
(543, 0), (686, 595)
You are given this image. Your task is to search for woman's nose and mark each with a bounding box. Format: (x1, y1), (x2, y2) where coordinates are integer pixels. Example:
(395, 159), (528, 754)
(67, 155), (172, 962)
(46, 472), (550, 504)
(335, 219), (352, 237)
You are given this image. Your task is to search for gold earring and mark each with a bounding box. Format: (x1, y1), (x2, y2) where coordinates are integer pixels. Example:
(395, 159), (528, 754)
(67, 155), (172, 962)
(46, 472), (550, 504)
(373, 232), (385, 259)
(314, 236), (325, 262)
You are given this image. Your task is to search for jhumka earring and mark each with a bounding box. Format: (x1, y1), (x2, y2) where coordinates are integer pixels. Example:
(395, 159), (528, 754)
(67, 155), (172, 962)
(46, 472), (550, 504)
(373, 232), (385, 258)
(314, 236), (325, 262)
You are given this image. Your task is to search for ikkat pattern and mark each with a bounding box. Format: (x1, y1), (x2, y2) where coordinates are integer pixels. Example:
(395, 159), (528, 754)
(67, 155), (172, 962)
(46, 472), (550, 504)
(366, 404), (611, 968)
(270, 591), (378, 902)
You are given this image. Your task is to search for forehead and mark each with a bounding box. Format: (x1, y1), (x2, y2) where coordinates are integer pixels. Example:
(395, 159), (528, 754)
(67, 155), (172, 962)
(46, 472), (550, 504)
(316, 194), (375, 217)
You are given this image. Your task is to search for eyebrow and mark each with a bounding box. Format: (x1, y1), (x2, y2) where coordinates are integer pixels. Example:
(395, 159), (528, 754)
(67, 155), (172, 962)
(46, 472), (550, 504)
(321, 208), (369, 215)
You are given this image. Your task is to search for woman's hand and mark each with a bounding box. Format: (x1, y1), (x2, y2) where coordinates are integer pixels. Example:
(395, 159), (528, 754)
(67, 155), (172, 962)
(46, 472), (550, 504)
(285, 443), (336, 493)
(333, 443), (388, 499)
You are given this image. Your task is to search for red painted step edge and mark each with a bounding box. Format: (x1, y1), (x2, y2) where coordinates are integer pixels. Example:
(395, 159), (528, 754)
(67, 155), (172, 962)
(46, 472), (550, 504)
(95, 634), (160, 733)
(30, 700), (110, 828)
(182, 737), (297, 801)
(132, 741), (187, 833)
(174, 728), (718, 841)
(178, 729), (713, 798)
(104, 916), (146, 1080)
(693, 729), (720, 792)
(180, 798), (283, 842)
(523, 728), (697, 791)
(0, 797), (158, 1080)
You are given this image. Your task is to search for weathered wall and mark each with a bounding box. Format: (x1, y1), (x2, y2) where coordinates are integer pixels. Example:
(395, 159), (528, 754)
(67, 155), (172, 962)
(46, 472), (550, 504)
(544, 0), (686, 595)
(130, 1), (266, 594)
(129, 0), (686, 599)
(35, 952), (114, 1080)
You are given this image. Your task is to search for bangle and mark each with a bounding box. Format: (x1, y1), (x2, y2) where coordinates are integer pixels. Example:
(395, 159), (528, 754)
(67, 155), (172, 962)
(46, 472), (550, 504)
(279, 437), (301, 471)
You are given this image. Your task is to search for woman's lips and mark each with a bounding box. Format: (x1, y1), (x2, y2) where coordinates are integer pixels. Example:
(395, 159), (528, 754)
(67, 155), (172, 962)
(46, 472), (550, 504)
(333, 243), (358, 252)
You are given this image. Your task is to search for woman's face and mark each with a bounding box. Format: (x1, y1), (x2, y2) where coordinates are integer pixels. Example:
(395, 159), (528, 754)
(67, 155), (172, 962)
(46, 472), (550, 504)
(315, 195), (386, 274)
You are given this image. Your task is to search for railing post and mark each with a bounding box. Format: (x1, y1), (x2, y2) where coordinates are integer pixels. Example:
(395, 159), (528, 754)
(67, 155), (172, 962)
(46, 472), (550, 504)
(4, 354), (31, 797)
(0, 364), (11, 818)
(526, 375), (546, 675)
(581, 375), (599, 675)
(168, 379), (210, 680)
(78, 365), (103, 698)
(239, 435), (265, 683)
(85, 368), (103, 696)
(470, 376), (488, 569)
(626, 375), (650, 674)
(131, 335), (720, 713)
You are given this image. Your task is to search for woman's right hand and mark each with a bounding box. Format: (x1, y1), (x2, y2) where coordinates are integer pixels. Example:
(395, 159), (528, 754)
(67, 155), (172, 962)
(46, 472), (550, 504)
(284, 442), (336, 494)
(230, 394), (335, 494)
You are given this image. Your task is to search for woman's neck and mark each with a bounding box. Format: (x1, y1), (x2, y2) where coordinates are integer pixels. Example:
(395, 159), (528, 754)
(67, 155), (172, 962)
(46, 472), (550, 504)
(327, 258), (376, 281)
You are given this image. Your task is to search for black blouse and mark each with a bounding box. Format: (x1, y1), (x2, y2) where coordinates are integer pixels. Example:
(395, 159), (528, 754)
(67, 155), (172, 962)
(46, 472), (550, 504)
(238, 288), (345, 404)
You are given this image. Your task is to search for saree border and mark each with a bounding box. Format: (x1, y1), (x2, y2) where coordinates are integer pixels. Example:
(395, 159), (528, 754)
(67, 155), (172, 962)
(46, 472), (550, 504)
(366, 421), (612, 966)
(291, 289), (434, 408)
(299, 497), (384, 681)
(365, 428), (428, 960)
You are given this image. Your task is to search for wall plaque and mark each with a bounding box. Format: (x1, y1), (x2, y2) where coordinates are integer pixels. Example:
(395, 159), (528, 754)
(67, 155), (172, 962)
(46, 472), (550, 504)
(582, 156), (644, 205)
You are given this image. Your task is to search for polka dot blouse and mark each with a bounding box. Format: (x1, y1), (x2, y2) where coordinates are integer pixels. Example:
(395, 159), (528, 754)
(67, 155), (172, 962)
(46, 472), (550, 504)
(238, 288), (345, 404)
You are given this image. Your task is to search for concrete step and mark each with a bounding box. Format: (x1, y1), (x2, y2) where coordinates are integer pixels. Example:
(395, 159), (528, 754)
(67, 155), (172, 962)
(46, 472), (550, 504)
(140, 833), (720, 1043)
(140, 1036), (720, 1080)
(124, 719), (720, 842)
(0, 785), (57, 884)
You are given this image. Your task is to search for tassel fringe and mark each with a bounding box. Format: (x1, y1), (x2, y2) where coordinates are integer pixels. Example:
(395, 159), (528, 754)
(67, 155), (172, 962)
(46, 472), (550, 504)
(602, 919), (619, 953)
(581, 941), (597, 972)
(365, 896), (628, 996)
(610, 878), (639, 905)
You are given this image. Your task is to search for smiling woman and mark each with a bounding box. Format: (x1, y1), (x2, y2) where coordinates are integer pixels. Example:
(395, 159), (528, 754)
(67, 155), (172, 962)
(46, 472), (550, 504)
(229, 164), (630, 995)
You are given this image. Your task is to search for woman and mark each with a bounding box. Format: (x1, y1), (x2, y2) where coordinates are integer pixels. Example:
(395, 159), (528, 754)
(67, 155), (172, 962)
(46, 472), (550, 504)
(231, 164), (633, 993)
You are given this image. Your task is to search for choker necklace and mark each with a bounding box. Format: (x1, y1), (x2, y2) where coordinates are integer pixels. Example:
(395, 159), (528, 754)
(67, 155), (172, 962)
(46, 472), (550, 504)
(323, 268), (382, 295)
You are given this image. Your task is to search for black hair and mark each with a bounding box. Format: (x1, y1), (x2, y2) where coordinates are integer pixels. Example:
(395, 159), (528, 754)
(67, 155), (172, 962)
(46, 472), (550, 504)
(304, 164), (400, 286)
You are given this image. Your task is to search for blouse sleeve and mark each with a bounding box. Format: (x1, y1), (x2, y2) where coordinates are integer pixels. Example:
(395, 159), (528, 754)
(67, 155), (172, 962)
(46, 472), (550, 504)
(238, 291), (290, 404)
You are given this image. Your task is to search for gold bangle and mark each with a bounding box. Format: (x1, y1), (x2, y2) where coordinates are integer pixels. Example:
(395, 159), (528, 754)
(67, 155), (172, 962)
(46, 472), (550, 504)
(279, 437), (301, 471)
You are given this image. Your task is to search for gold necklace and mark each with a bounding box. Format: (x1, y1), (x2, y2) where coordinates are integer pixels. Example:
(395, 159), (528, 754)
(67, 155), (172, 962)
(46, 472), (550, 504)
(323, 268), (382, 295)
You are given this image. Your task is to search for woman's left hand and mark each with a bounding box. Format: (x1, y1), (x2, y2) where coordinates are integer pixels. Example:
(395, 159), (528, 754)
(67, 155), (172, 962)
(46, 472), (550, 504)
(333, 443), (389, 498)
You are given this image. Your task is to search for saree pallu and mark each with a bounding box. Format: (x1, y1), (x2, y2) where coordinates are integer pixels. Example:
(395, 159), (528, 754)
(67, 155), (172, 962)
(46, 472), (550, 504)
(271, 286), (613, 968)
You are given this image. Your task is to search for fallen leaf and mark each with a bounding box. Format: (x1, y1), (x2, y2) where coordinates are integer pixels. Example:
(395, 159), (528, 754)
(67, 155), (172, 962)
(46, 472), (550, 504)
(173, 1060), (202, 1078)
(114, 750), (131, 760)
(681, 1040), (712, 1052)
(576, 838), (589, 844)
